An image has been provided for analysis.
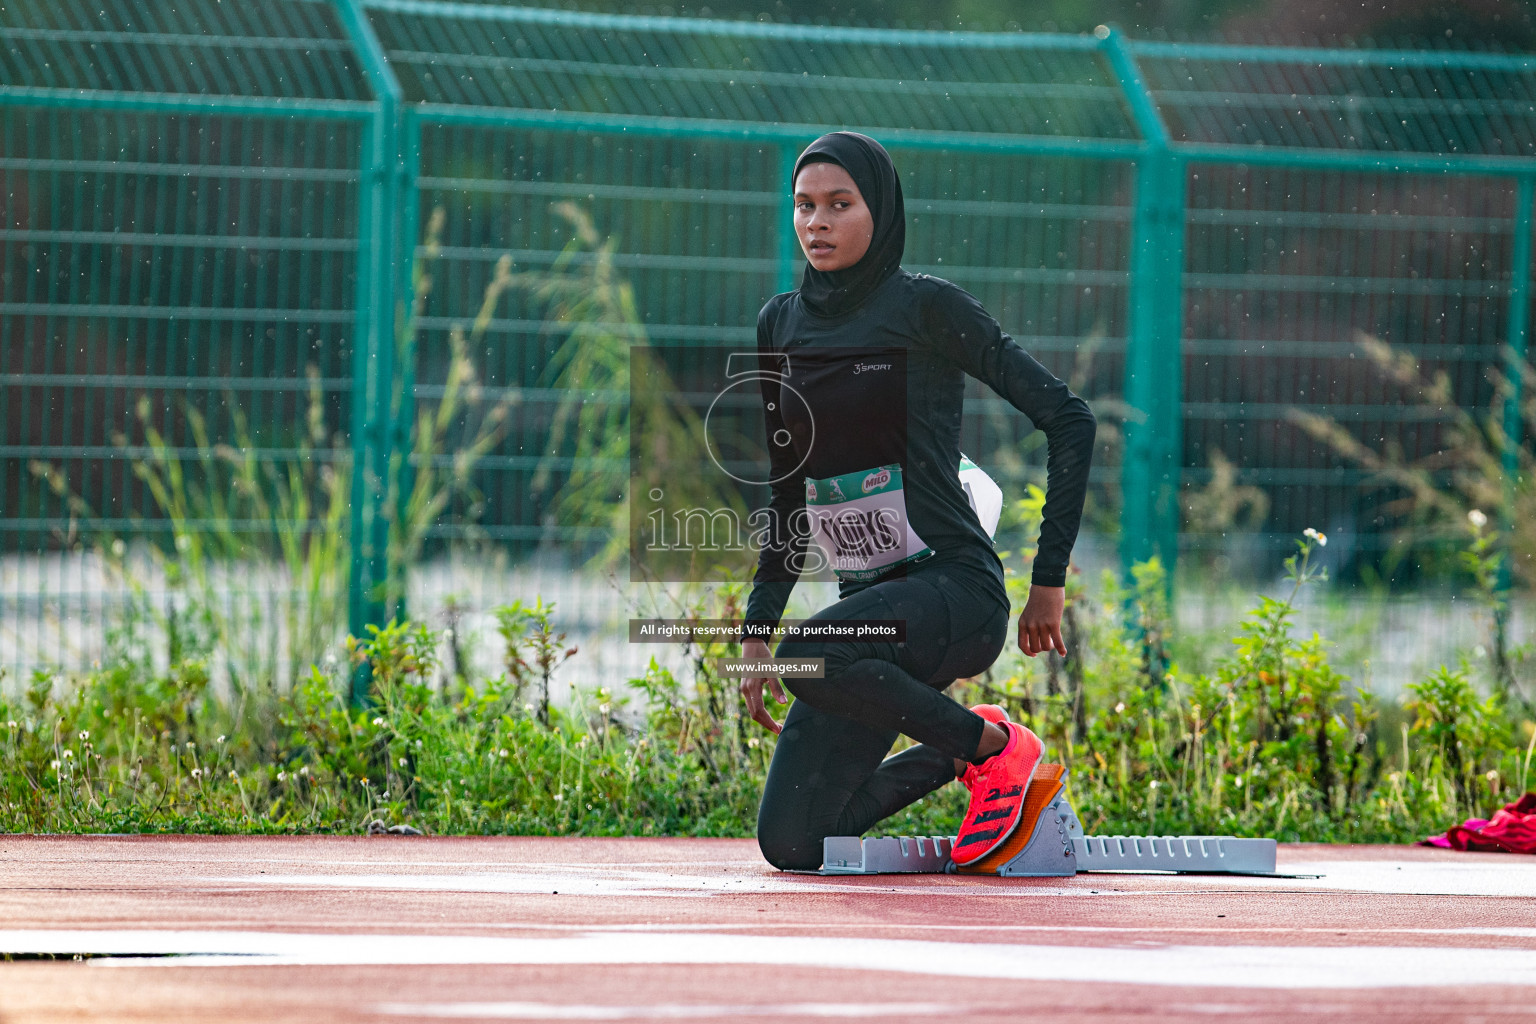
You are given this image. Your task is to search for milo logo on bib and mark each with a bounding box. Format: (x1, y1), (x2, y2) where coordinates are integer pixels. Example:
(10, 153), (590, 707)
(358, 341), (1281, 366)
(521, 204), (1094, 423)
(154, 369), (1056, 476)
(804, 463), (933, 582)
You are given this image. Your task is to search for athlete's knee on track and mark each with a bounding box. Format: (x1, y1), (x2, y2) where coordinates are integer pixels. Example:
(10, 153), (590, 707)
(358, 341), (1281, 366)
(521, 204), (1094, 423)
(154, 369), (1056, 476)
(755, 822), (823, 872)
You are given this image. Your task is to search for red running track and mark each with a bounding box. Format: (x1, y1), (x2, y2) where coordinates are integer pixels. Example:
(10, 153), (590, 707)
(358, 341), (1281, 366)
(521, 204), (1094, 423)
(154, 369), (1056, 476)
(1, 835), (1535, 1022)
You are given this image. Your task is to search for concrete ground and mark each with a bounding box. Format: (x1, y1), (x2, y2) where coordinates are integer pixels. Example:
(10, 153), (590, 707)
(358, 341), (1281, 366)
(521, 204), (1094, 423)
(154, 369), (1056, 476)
(1, 835), (1534, 1022)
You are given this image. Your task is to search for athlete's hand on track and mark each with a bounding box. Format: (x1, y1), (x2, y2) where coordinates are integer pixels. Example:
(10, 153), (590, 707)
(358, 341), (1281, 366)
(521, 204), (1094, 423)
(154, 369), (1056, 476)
(739, 638), (787, 734)
(1017, 584), (1067, 658)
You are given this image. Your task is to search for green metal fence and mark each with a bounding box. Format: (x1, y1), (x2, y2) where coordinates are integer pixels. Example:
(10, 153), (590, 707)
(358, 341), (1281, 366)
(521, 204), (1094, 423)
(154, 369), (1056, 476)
(2, 0), (1534, 678)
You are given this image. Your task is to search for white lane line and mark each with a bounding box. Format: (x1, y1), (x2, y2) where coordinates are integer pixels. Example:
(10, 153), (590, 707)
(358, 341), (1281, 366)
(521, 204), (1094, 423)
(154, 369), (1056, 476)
(219, 857), (1536, 899)
(220, 872), (1094, 898)
(1274, 861), (1536, 898)
(375, 1001), (958, 1019)
(472, 922), (1536, 940)
(2, 856), (765, 870)
(222, 871), (839, 897)
(4, 929), (1536, 989)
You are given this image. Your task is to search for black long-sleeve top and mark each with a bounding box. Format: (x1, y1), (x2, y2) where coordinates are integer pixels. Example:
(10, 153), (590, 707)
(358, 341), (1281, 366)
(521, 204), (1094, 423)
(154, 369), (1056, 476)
(741, 271), (1097, 638)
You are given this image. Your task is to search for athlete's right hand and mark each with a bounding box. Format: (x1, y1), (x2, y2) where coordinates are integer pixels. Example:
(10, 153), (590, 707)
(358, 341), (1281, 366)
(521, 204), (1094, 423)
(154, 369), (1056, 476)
(739, 638), (787, 735)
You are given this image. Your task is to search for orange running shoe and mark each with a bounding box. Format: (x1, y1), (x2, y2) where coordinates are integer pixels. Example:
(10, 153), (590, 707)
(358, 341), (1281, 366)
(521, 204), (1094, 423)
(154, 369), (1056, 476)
(952, 720), (1045, 866)
(969, 703), (1010, 726)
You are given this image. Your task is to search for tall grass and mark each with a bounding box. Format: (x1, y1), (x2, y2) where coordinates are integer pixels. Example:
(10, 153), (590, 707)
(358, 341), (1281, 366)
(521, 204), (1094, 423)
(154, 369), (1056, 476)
(2, 534), (1530, 840)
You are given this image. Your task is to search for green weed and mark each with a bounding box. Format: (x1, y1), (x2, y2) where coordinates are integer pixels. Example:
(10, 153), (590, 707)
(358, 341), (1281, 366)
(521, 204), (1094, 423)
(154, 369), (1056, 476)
(3, 532), (1530, 842)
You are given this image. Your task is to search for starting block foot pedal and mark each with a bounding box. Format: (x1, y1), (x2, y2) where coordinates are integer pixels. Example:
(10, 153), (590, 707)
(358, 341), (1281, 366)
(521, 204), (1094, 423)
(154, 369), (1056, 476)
(1073, 833), (1278, 875)
(821, 834), (953, 874)
(819, 765), (1282, 877)
(956, 763), (1077, 877)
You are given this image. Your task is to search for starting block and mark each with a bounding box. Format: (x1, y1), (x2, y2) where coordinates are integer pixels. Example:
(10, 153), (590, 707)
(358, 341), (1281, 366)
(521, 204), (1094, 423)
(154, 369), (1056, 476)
(821, 765), (1279, 877)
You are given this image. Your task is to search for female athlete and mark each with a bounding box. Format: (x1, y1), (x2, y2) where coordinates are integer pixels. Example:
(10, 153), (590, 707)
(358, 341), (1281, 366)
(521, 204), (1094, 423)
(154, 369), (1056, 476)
(737, 132), (1097, 871)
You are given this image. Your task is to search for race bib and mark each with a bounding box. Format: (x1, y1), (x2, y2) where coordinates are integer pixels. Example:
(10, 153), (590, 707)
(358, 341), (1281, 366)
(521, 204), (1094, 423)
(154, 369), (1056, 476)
(959, 453), (1002, 539)
(803, 456), (1003, 582)
(804, 464), (933, 582)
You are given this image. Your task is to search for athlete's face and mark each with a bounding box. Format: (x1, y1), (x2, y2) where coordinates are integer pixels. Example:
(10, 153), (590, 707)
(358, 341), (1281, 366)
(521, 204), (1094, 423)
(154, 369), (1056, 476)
(793, 162), (874, 272)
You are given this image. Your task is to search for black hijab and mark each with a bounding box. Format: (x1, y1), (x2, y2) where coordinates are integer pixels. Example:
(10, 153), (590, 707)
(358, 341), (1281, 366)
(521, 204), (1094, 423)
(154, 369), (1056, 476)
(792, 132), (905, 318)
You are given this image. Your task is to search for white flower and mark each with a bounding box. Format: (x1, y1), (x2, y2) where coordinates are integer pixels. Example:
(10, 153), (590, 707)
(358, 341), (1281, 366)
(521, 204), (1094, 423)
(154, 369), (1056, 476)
(553, 793), (563, 802)
(372, 717), (385, 727)
(1302, 527), (1328, 546)
(398, 757), (408, 768)
(1148, 779), (1159, 790)
(1114, 702), (1126, 714)
(381, 791), (389, 800)
(747, 737), (760, 749)
(6, 721), (16, 730)
(1486, 769), (1499, 781)
(228, 770), (238, 780)
(186, 741), (195, 749)
(217, 735), (226, 744)
(277, 771), (287, 782)
(190, 768), (202, 779)
(50, 759), (60, 770)
(415, 739), (423, 749)
(1468, 509), (1488, 529)
(298, 765), (309, 776)
(498, 748), (509, 758)
(62, 750), (73, 760)
(78, 731), (89, 741)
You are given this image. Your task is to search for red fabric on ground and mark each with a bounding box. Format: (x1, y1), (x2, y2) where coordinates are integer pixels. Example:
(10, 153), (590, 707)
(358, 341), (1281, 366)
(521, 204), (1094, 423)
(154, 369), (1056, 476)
(1423, 793), (1536, 853)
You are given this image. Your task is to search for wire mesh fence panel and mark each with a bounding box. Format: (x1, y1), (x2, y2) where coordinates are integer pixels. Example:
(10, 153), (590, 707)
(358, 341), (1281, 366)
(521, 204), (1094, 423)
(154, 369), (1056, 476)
(375, 2), (1148, 636)
(0, 0), (372, 680)
(366, 1), (1137, 141)
(0, 107), (364, 679)
(0, 0), (369, 100)
(895, 146), (1132, 531)
(408, 123), (781, 557)
(1181, 164), (1522, 573)
(1134, 43), (1536, 574)
(1135, 44), (1536, 157)
(2, 1), (1535, 684)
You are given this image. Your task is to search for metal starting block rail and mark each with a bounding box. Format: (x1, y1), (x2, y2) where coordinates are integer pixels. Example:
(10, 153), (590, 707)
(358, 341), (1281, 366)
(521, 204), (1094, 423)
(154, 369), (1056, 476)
(820, 766), (1280, 877)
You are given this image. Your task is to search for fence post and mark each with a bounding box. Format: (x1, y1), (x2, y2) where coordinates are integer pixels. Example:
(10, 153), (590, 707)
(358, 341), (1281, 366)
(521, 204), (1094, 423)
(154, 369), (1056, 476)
(391, 112), (424, 622)
(1503, 178), (1533, 499)
(1102, 29), (1185, 582)
(1501, 176), (1534, 595)
(337, 0), (407, 704)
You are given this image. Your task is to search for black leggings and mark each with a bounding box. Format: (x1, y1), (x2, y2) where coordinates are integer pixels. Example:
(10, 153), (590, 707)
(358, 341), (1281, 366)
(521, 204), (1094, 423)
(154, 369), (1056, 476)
(757, 563), (1010, 871)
